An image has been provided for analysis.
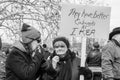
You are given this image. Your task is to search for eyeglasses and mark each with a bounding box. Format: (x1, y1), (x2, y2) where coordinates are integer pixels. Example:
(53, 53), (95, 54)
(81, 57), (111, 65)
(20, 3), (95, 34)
(54, 45), (65, 48)
(26, 37), (41, 43)
(36, 39), (41, 43)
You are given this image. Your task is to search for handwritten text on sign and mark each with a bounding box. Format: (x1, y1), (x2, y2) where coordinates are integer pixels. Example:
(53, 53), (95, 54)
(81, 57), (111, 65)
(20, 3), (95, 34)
(59, 4), (111, 40)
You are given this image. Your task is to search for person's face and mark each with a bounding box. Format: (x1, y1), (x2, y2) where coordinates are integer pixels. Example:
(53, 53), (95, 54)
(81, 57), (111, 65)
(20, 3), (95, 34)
(54, 41), (67, 56)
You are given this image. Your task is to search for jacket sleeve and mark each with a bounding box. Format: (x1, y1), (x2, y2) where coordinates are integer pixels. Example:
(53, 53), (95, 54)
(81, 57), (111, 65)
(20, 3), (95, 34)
(102, 44), (115, 79)
(39, 59), (59, 78)
(7, 49), (44, 80)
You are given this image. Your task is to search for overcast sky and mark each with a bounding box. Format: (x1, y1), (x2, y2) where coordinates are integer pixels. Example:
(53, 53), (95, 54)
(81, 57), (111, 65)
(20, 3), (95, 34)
(110, 0), (120, 31)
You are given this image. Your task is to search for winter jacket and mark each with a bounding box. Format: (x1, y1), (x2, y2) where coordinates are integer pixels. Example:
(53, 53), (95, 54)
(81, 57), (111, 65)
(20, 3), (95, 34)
(41, 56), (81, 80)
(5, 41), (55, 80)
(86, 49), (101, 67)
(86, 49), (102, 80)
(102, 40), (120, 79)
(0, 51), (6, 80)
(41, 51), (92, 80)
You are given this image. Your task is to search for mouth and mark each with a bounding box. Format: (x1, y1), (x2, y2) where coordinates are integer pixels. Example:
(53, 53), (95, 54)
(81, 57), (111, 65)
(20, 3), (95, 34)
(56, 51), (65, 55)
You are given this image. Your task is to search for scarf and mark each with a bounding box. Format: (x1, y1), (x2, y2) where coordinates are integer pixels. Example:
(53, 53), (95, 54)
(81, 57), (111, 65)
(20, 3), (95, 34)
(51, 50), (72, 80)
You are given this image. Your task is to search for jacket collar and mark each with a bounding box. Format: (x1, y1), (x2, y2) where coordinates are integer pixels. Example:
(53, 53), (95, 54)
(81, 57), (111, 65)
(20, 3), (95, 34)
(12, 41), (27, 52)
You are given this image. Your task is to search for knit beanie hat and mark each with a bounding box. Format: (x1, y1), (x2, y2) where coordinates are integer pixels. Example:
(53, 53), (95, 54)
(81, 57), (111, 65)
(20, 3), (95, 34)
(21, 23), (41, 44)
(109, 27), (120, 40)
(93, 42), (99, 49)
(53, 37), (70, 48)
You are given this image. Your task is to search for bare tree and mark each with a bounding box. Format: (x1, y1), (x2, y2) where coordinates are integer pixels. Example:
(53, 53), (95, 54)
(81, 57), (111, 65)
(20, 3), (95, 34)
(0, 0), (61, 44)
(0, 0), (110, 44)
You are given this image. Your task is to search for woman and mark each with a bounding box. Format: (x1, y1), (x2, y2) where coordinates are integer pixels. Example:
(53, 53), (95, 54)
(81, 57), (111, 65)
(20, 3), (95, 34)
(42, 37), (92, 80)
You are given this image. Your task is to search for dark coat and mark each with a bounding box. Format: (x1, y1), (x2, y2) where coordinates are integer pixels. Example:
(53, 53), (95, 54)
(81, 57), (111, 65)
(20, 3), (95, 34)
(71, 56), (81, 80)
(72, 56), (92, 80)
(41, 56), (92, 80)
(5, 41), (55, 80)
(86, 49), (101, 67)
(41, 50), (80, 80)
(41, 58), (81, 80)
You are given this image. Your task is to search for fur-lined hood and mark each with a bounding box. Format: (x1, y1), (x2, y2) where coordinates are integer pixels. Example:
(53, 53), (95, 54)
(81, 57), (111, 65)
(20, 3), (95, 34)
(12, 41), (27, 53)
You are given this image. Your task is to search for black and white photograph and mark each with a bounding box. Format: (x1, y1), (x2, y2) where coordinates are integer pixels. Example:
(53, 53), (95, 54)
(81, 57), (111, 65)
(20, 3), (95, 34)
(0, 0), (120, 80)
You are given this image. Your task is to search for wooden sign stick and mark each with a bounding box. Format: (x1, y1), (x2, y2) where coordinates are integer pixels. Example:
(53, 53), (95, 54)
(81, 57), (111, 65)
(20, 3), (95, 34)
(80, 36), (87, 80)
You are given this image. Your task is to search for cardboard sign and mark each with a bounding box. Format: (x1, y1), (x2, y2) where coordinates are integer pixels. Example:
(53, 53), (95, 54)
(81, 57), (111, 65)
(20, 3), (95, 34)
(59, 4), (111, 41)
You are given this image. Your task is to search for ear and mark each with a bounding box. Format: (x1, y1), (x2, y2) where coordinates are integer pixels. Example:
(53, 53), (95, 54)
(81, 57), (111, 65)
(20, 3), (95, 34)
(21, 23), (30, 32)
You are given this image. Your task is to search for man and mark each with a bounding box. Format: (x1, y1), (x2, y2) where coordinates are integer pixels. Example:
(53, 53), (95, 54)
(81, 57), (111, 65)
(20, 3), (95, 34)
(86, 42), (102, 80)
(102, 27), (120, 80)
(5, 23), (56, 80)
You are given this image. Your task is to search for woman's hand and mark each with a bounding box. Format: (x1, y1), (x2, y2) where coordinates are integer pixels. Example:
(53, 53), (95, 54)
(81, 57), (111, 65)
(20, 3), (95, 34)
(52, 56), (59, 69)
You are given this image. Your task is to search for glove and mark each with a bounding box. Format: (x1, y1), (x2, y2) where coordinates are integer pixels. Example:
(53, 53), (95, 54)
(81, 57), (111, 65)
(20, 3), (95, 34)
(79, 67), (92, 80)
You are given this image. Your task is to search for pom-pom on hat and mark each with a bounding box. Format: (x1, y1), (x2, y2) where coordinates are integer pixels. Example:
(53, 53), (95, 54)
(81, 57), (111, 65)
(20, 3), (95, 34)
(53, 37), (70, 48)
(21, 23), (41, 44)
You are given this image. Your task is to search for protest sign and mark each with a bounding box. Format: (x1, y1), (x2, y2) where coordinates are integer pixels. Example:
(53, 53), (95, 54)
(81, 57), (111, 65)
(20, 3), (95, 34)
(59, 4), (111, 41)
